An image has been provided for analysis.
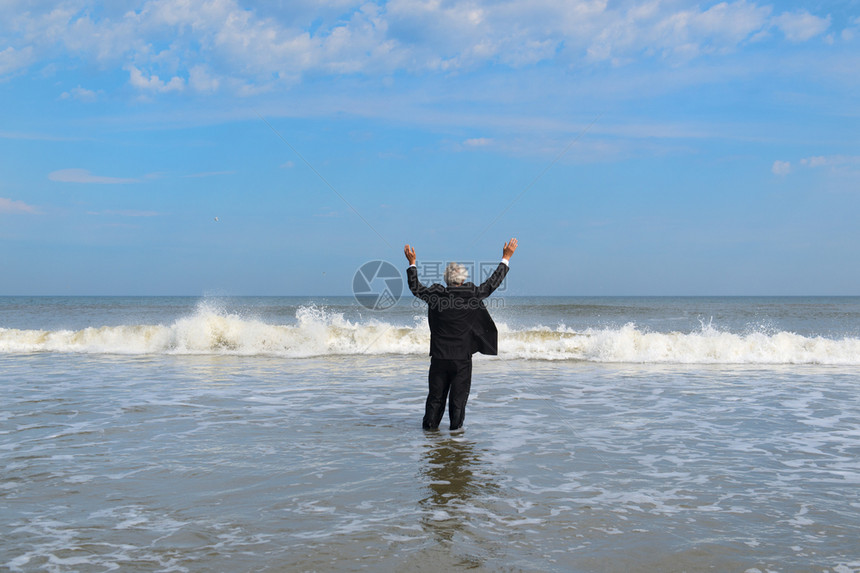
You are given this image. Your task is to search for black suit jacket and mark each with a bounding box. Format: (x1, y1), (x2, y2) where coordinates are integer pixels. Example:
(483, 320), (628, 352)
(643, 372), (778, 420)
(407, 262), (509, 359)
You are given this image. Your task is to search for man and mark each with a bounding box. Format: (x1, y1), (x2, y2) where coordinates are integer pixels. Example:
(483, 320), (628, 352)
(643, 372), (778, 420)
(404, 238), (518, 431)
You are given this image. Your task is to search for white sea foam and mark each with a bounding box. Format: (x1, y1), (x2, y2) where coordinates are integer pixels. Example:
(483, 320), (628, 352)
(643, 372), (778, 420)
(1, 304), (859, 364)
(499, 322), (860, 364)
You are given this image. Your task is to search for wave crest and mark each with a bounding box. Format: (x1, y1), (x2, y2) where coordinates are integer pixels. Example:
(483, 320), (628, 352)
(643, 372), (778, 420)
(1, 306), (859, 364)
(501, 323), (860, 364)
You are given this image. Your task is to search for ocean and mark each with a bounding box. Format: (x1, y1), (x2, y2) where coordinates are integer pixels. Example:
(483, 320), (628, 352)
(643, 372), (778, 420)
(1, 295), (859, 572)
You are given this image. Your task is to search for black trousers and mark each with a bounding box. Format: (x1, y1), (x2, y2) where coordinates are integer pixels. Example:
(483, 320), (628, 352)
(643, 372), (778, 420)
(423, 357), (472, 430)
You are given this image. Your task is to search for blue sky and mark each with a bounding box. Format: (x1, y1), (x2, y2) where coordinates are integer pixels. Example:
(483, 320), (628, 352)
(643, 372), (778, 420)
(1, 0), (858, 296)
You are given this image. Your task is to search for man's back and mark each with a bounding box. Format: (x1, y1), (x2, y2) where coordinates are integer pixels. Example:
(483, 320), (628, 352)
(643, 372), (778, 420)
(407, 264), (508, 358)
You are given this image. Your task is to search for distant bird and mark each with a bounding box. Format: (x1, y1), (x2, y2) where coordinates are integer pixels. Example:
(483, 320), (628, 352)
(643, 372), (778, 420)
(214, 217), (219, 222)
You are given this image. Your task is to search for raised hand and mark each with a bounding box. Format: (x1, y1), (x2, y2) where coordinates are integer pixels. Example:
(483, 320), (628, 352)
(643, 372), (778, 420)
(503, 238), (518, 260)
(404, 244), (417, 265)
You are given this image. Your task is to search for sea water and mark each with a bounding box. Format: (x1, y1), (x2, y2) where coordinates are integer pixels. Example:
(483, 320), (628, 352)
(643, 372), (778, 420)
(1, 296), (859, 572)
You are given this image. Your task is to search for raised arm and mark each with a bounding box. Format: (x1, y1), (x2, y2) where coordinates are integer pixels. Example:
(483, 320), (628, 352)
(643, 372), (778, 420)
(477, 238), (517, 298)
(405, 244), (433, 300)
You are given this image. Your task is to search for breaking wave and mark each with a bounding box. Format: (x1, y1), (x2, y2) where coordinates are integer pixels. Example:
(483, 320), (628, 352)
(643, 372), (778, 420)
(1, 304), (859, 364)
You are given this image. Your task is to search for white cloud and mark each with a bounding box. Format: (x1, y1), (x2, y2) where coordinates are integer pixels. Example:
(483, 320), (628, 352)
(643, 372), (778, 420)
(843, 16), (860, 41)
(589, 1), (772, 63)
(464, 137), (493, 147)
(773, 10), (830, 42)
(61, 9), (146, 63)
(800, 156), (828, 168)
(771, 155), (860, 177)
(658, 1), (772, 56)
(694, 1), (773, 44)
(0, 46), (35, 76)
(127, 65), (185, 93)
(772, 160), (791, 175)
(800, 155), (860, 168)
(0, 0), (839, 97)
(0, 197), (39, 214)
(60, 86), (100, 102)
(385, 0), (606, 69)
(140, 0), (321, 81)
(188, 65), (220, 92)
(48, 168), (140, 184)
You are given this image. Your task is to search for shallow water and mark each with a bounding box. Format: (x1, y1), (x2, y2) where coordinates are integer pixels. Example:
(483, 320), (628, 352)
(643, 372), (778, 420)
(3, 351), (859, 572)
